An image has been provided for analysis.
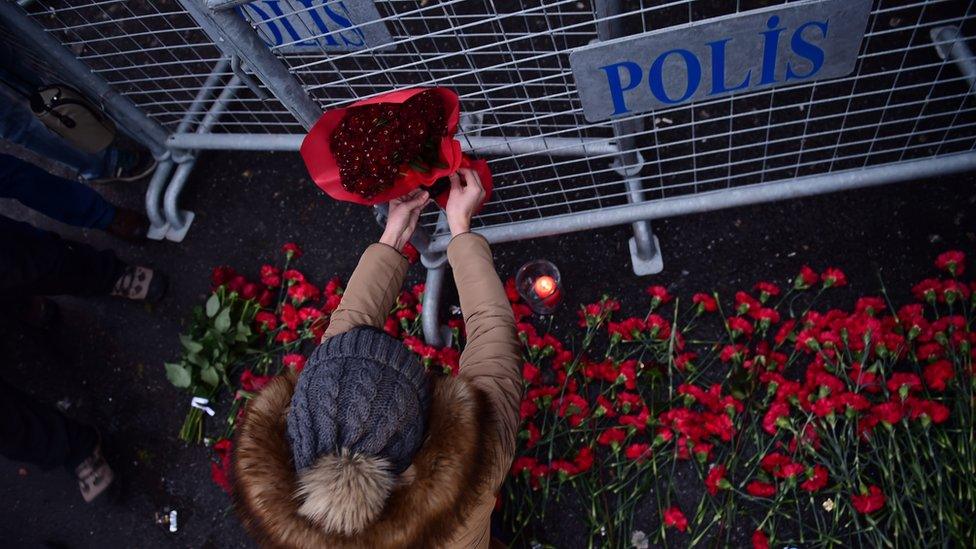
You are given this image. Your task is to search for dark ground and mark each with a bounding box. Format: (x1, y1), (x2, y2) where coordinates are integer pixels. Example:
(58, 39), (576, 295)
(0, 149), (973, 548)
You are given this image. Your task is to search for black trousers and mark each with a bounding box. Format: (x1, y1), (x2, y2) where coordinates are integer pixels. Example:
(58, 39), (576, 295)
(0, 377), (97, 471)
(0, 214), (123, 297)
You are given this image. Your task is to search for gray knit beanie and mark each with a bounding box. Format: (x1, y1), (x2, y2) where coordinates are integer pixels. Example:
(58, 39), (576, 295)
(287, 326), (430, 475)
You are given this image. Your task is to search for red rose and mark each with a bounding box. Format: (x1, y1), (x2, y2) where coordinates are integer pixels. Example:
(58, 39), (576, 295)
(851, 485), (886, 514)
(923, 360), (953, 391)
(281, 242), (302, 259)
(692, 293), (718, 313)
(820, 267), (847, 288)
(746, 481), (777, 498)
(793, 265), (818, 289)
(752, 530), (770, 549)
(662, 506), (688, 532)
(705, 464), (729, 496)
(935, 250), (965, 276)
(282, 353), (306, 373)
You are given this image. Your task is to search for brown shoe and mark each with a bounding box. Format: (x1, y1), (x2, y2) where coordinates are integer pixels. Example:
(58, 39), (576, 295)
(75, 443), (114, 503)
(110, 265), (167, 303)
(106, 208), (149, 242)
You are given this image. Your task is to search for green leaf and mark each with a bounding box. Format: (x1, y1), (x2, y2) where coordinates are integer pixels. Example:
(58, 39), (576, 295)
(164, 362), (192, 388)
(206, 293), (220, 318)
(187, 352), (209, 368)
(200, 366), (219, 387)
(179, 334), (203, 354)
(215, 307), (232, 333)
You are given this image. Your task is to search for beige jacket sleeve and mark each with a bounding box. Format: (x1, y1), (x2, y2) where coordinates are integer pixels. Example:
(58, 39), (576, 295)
(323, 243), (409, 339)
(447, 233), (523, 484)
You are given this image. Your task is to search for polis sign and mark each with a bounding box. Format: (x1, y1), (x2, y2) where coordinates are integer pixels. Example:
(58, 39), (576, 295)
(570, 0), (872, 122)
(237, 0), (394, 54)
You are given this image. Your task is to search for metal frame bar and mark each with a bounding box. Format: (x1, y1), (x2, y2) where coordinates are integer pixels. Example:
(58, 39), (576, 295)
(0, 1), (169, 158)
(424, 151), (976, 253)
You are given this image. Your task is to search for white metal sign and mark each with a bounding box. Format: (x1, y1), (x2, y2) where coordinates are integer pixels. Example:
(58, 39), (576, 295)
(237, 0), (394, 53)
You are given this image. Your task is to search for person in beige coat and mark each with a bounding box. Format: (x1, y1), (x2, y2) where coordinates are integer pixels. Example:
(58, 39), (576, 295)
(233, 168), (522, 548)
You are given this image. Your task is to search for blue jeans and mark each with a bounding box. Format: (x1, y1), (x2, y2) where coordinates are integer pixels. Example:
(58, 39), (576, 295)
(0, 85), (118, 180)
(0, 153), (116, 229)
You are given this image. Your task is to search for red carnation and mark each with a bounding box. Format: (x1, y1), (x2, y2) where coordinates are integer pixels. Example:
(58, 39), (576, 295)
(259, 265), (281, 288)
(727, 316), (754, 339)
(820, 267), (847, 288)
(646, 285), (672, 307)
(254, 311), (278, 332)
(872, 401), (904, 425)
(275, 330), (298, 344)
(282, 353), (306, 373)
(746, 481), (777, 498)
(752, 530), (770, 549)
(624, 443), (651, 462)
(574, 447), (595, 473)
(522, 362), (540, 384)
(662, 506), (688, 532)
(754, 281), (781, 301)
(692, 293), (718, 313)
(281, 242), (302, 259)
(922, 360), (953, 391)
(240, 369), (273, 392)
(210, 438), (233, 494)
(211, 265), (236, 288)
(935, 250), (965, 276)
(597, 427), (627, 448)
(886, 372), (922, 396)
(794, 265), (819, 289)
(705, 464), (729, 496)
(851, 485), (886, 514)
(283, 269), (305, 283)
(800, 464), (829, 492)
(402, 242), (420, 264)
(912, 278), (941, 303)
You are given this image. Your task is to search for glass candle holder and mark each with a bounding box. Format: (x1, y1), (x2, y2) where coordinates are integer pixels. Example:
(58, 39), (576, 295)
(515, 259), (563, 315)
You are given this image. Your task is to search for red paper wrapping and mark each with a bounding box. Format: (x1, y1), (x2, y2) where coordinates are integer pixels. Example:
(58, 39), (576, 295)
(300, 87), (492, 210)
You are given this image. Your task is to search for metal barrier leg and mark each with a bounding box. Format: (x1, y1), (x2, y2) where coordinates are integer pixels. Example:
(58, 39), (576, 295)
(931, 26), (976, 91)
(162, 76), (241, 241)
(146, 161), (175, 240)
(596, 0), (663, 275)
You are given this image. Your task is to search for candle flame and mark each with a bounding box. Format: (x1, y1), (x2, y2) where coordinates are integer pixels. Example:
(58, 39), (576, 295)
(533, 276), (556, 298)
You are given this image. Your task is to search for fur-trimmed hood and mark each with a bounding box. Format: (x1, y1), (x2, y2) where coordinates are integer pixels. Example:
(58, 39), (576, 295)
(232, 370), (498, 548)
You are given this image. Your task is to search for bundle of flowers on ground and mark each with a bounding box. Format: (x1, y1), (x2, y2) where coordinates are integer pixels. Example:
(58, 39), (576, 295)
(168, 248), (974, 547)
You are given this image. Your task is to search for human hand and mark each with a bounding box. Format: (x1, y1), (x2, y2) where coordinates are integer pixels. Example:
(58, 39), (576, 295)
(380, 188), (429, 252)
(446, 168), (485, 237)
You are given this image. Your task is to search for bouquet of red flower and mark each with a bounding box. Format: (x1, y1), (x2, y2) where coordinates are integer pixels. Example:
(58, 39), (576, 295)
(301, 87), (492, 209)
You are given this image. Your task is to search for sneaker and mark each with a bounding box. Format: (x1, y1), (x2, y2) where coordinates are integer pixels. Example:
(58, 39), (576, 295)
(106, 208), (149, 242)
(110, 266), (167, 303)
(93, 148), (157, 183)
(75, 443), (114, 503)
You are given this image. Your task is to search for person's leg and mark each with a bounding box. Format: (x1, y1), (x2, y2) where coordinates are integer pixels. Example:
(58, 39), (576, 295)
(0, 377), (97, 472)
(0, 87), (116, 180)
(0, 153), (116, 229)
(0, 215), (124, 297)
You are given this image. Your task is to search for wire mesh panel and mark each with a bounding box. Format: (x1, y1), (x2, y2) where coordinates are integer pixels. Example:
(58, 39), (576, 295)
(18, 0), (302, 133)
(10, 0), (976, 241)
(250, 0), (976, 238)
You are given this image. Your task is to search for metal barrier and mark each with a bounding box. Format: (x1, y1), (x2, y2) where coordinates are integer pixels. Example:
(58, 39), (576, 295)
(2, 0), (975, 345)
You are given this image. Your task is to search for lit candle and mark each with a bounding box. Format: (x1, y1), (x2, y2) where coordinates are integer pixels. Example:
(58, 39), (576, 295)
(533, 275), (557, 299)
